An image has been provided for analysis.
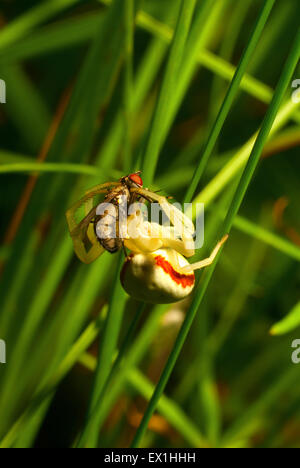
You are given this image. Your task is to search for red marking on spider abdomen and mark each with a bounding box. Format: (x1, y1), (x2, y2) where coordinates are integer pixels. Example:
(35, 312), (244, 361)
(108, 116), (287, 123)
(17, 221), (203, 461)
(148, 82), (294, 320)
(154, 255), (195, 288)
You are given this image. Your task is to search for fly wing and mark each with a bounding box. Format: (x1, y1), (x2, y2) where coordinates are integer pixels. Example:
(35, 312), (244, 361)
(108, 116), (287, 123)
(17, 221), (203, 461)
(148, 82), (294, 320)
(66, 181), (119, 234)
(66, 181), (118, 264)
(67, 205), (105, 264)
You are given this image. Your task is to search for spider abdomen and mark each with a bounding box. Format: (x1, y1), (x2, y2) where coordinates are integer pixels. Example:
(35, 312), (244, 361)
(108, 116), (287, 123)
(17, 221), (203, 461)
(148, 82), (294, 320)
(121, 248), (195, 304)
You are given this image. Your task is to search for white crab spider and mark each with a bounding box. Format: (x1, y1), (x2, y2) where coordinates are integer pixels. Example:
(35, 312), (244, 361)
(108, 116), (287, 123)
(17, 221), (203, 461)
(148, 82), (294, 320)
(66, 173), (228, 304)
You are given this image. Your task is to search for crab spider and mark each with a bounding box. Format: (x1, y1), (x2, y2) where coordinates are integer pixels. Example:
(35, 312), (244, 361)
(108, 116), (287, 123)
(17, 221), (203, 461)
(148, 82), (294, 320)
(66, 173), (228, 303)
(121, 222), (228, 303)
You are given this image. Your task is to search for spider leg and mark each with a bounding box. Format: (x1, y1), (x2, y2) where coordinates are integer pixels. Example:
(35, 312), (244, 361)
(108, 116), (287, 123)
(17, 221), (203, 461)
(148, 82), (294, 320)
(132, 187), (195, 256)
(124, 219), (191, 258)
(134, 188), (194, 233)
(157, 226), (194, 257)
(179, 235), (229, 273)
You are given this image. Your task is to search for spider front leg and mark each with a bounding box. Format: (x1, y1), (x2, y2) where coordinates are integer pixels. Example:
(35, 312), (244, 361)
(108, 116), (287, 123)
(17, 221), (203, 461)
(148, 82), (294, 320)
(179, 235), (229, 273)
(132, 187), (196, 257)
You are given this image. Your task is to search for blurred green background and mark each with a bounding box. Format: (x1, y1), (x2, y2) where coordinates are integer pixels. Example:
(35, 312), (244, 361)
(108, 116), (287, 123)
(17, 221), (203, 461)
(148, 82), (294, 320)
(0, 0), (300, 449)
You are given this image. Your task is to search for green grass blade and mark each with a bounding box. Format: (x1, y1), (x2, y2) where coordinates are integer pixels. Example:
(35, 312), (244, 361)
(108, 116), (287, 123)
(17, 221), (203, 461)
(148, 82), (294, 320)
(233, 214), (300, 262)
(142, 0), (197, 185)
(77, 306), (165, 446)
(130, 25), (300, 448)
(220, 365), (300, 446)
(0, 0), (125, 438)
(127, 368), (209, 448)
(270, 301), (300, 336)
(122, 0), (135, 171)
(184, 0), (276, 203)
(221, 32), (300, 236)
(0, 312), (106, 448)
(0, 0), (81, 50)
(144, 0), (226, 183)
(0, 64), (50, 151)
(0, 162), (121, 177)
(191, 98), (300, 210)
(78, 353), (209, 448)
(78, 255), (127, 447)
(0, 12), (105, 63)
(76, 302), (145, 446)
(97, 29), (170, 169)
(1, 0), (299, 450)
(208, 204), (300, 262)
